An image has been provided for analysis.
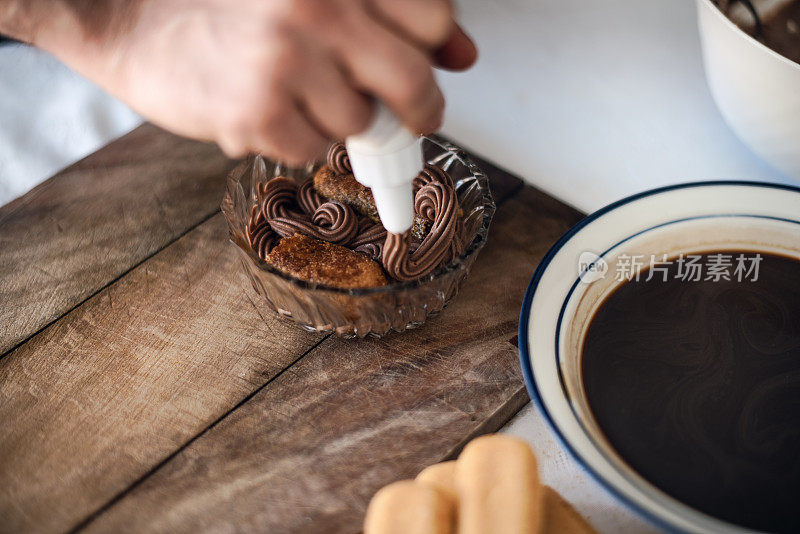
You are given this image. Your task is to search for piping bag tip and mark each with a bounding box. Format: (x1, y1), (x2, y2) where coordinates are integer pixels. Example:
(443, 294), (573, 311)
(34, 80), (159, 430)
(345, 103), (423, 235)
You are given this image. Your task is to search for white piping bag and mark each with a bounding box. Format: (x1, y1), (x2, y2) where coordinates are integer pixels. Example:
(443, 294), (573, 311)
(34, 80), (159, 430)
(345, 103), (423, 234)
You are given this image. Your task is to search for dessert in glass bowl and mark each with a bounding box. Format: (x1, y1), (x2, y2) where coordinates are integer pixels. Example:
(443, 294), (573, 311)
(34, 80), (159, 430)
(221, 136), (494, 338)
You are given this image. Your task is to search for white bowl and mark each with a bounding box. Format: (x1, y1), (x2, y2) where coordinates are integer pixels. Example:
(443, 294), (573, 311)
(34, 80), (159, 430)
(519, 181), (800, 533)
(697, 0), (800, 179)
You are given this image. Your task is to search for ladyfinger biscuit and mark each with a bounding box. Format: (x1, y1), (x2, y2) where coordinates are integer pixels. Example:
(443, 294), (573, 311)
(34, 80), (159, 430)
(542, 486), (595, 534)
(266, 234), (387, 289)
(455, 435), (544, 534)
(364, 480), (455, 534)
(417, 461), (458, 502)
(314, 165), (380, 221)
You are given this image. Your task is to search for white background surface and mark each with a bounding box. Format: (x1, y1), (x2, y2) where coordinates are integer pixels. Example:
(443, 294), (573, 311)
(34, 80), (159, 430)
(3, 0), (799, 531)
(439, 0), (797, 213)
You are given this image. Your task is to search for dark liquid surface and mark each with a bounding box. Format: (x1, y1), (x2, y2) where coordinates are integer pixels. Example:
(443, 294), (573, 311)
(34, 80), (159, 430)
(761, 0), (800, 65)
(582, 252), (800, 532)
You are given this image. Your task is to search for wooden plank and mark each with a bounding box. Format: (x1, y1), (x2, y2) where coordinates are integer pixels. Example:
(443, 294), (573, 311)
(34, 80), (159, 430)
(0, 153), (523, 534)
(0, 124), (234, 355)
(83, 186), (583, 534)
(0, 216), (324, 534)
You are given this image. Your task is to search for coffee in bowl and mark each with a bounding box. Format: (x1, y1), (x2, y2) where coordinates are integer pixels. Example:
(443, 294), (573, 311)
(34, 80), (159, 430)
(519, 182), (800, 531)
(582, 251), (800, 532)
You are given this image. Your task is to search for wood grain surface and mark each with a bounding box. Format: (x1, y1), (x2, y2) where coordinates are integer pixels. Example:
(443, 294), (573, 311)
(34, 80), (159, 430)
(0, 124), (234, 356)
(0, 125), (583, 534)
(82, 187), (582, 533)
(0, 215), (328, 533)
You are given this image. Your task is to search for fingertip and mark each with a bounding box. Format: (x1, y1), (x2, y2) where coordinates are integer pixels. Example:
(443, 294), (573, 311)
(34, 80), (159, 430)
(345, 93), (376, 137)
(293, 140), (329, 167)
(404, 85), (445, 135)
(419, 104), (444, 135)
(217, 136), (248, 160)
(434, 24), (478, 71)
(252, 128), (328, 168)
(273, 146), (326, 168)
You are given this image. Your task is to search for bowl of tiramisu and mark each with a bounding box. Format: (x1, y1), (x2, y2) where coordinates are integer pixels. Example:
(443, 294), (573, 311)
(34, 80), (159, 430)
(221, 137), (494, 338)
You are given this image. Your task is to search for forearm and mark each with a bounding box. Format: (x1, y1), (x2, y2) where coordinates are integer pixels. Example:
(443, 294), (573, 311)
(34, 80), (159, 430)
(0, 0), (475, 164)
(0, 0), (137, 53)
(0, 0), (44, 43)
(1, 0), (142, 95)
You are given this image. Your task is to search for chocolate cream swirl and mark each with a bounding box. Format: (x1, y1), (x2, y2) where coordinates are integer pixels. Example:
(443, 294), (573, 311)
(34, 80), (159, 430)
(297, 177), (324, 214)
(249, 222), (279, 260)
(250, 176), (357, 254)
(269, 201), (358, 246)
(382, 180), (458, 281)
(413, 163), (454, 191)
(247, 204), (278, 260)
(327, 142), (352, 175)
(248, 163), (465, 281)
(352, 217), (387, 261)
(258, 177), (302, 220)
(414, 164), (465, 264)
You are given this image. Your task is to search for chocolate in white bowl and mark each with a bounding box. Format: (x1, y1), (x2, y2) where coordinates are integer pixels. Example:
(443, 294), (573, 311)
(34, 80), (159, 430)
(698, 0), (800, 179)
(519, 181), (800, 532)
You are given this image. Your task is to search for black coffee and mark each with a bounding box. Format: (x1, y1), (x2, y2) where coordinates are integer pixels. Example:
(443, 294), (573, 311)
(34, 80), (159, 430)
(760, 0), (800, 65)
(582, 251), (800, 532)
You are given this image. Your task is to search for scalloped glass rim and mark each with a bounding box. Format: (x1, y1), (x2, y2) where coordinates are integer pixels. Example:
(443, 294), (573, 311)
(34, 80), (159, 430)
(221, 135), (496, 296)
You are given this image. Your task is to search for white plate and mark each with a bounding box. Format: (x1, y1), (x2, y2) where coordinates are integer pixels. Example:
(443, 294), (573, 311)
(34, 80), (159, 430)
(519, 181), (800, 533)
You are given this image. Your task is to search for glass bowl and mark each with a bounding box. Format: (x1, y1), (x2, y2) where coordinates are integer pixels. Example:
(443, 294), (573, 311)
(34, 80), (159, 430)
(221, 136), (495, 338)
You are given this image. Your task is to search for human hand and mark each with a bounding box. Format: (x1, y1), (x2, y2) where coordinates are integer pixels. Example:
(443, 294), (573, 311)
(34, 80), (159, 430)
(24, 0), (477, 165)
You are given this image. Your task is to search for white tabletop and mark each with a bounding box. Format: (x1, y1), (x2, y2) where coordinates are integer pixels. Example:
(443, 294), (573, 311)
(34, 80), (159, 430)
(439, 0), (798, 214)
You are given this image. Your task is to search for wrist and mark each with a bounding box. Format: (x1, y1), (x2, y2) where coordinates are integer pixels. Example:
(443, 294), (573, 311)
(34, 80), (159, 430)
(0, 1), (88, 48)
(0, 0), (43, 43)
(2, 0), (142, 93)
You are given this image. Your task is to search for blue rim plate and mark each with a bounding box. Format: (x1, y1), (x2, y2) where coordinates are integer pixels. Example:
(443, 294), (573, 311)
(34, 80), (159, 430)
(518, 180), (800, 533)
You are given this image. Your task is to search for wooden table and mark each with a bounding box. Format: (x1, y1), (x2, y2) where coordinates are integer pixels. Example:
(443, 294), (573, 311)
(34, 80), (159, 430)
(0, 124), (582, 533)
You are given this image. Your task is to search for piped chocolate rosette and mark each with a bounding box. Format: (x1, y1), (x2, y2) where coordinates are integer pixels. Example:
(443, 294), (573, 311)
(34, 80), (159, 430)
(383, 179), (464, 282)
(246, 143), (467, 288)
